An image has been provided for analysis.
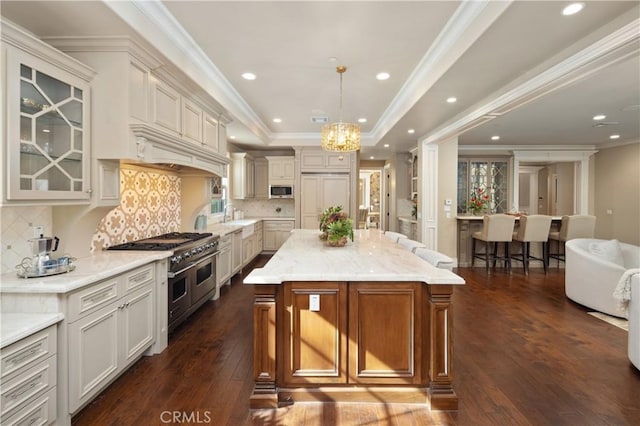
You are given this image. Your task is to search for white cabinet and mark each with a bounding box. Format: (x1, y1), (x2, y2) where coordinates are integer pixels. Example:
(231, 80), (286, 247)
(231, 229), (243, 275)
(0, 326), (58, 425)
(181, 97), (203, 144)
(300, 175), (350, 229)
(242, 221), (263, 267)
(263, 220), (294, 251)
(151, 78), (181, 136)
(300, 150), (353, 172)
(67, 264), (155, 413)
(203, 112), (219, 153)
(2, 21), (94, 204)
(254, 158), (269, 199)
(230, 153), (255, 199)
(399, 218), (418, 240)
(266, 156), (295, 185)
(217, 233), (232, 289)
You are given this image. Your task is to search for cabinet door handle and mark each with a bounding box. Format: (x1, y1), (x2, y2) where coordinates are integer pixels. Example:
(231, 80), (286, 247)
(8, 345), (41, 365)
(9, 377), (39, 399)
(88, 288), (114, 304)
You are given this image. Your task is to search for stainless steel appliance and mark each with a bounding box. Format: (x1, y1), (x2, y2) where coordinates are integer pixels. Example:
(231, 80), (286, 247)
(107, 232), (219, 333)
(269, 184), (294, 199)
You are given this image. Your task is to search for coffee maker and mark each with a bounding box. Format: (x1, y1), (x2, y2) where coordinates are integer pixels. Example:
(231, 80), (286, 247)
(16, 235), (75, 278)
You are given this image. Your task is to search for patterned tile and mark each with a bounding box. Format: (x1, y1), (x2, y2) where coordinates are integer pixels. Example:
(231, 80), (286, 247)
(0, 206), (53, 274)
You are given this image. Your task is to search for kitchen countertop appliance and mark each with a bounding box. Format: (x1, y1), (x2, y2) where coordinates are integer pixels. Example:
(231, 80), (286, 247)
(16, 235), (76, 278)
(108, 232), (220, 333)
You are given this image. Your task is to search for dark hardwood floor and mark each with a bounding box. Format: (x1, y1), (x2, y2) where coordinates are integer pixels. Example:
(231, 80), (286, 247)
(72, 256), (640, 426)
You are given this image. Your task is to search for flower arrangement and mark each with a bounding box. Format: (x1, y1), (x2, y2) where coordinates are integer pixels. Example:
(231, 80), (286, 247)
(468, 187), (490, 215)
(319, 205), (354, 246)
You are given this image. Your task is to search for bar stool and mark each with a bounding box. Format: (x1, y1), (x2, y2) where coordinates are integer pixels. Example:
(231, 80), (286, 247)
(398, 238), (427, 253)
(472, 214), (517, 273)
(548, 215), (596, 266)
(510, 215), (553, 275)
(384, 231), (408, 243)
(414, 248), (454, 271)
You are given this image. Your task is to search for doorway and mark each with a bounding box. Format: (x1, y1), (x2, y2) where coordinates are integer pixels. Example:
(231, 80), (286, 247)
(359, 169), (384, 230)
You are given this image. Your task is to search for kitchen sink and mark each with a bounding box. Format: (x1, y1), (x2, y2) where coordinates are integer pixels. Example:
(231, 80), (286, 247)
(223, 219), (256, 238)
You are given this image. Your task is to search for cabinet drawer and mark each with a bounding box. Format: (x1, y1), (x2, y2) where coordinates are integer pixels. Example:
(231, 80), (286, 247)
(1, 355), (56, 419)
(1, 387), (56, 426)
(1, 327), (56, 381)
(68, 278), (120, 323)
(219, 234), (232, 248)
(123, 264), (155, 293)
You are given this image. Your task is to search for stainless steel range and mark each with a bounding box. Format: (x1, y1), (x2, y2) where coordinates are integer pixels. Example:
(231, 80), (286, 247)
(108, 232), (219, 332)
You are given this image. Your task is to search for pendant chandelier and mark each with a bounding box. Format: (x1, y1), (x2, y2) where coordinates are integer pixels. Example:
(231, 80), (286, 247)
(321, 66), (361, 152)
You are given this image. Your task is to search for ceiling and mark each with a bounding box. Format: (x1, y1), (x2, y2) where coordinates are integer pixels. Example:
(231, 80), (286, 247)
(2, 1), (638, 160)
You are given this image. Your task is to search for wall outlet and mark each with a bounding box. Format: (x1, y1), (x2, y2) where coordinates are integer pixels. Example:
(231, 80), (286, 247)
(33, 225), (44, 237)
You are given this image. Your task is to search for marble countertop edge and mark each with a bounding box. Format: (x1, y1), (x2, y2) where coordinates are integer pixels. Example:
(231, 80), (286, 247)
(1, 312), (64, 348)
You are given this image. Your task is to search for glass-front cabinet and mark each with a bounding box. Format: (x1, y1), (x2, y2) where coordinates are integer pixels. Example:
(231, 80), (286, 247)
(457, 158), (509, 214)
(5, 47), (91, 201)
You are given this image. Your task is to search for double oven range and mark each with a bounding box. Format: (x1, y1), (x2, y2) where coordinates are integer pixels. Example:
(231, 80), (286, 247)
(108, 232), (219, 333)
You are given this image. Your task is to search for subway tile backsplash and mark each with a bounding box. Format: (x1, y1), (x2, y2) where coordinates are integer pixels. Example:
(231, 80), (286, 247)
(229, 198), (295, 218)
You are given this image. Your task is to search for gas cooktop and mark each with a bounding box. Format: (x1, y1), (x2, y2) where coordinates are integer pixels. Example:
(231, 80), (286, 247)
(107, 232), (214, 251)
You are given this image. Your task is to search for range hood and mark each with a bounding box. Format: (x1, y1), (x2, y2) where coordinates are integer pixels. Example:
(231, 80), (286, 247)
(44, 36), (230, 177)
(129, 123), (228, 177)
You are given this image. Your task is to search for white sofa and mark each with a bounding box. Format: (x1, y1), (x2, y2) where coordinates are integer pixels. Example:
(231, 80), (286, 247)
(630, 274), (639, 370)
(565, 238), (640, 318)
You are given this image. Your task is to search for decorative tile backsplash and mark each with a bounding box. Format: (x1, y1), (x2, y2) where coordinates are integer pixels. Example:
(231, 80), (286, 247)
(90, 165), (181, 251)
(1, 205), (52, 274)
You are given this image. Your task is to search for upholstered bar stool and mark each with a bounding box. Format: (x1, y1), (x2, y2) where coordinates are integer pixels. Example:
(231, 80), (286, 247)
(472, 214), (517, 273)
(548, 215), (596, 266)
(398, 238), (427, 253)
(383, 231), (408, 243)
(511, 215), (553, 274)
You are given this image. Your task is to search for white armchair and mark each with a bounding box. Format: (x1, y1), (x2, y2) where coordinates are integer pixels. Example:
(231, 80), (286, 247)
(565, 238), (640, 318)
(629, 274), (639, 370)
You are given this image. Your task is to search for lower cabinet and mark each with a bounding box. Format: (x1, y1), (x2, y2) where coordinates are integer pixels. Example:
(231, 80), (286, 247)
(282, 281), (423, 387)
(242, 222), (263, 267)
(231, 229), (243, 275)
(67, 264), (155, 413)
(217, 234), (232, 289)
(0, 326), (58, 425)
(399, 218), (418, 240)
(262, 220), (294, 251)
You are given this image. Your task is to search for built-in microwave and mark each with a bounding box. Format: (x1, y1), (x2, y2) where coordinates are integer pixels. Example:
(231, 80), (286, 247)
(270, 185), (294, 199)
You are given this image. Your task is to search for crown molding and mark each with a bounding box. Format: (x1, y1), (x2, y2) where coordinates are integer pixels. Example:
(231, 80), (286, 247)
(423, 17), (640, 146)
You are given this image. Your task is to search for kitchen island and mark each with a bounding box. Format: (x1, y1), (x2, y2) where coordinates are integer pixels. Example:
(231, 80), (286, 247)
(244, 229), (465, 410)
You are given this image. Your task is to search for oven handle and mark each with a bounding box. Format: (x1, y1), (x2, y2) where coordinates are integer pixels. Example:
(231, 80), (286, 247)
(167, 251), (218, 278)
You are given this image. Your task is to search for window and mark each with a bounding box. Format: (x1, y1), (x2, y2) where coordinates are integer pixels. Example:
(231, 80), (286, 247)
(457, 158), (509, 214)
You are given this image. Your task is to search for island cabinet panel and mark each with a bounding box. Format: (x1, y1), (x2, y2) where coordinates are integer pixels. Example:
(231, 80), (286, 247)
(282, 282), (348, 385)
(348, 282), (423, 385)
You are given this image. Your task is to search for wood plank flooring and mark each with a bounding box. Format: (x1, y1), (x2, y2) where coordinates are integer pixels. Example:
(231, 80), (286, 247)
(72, 257), (640, 425)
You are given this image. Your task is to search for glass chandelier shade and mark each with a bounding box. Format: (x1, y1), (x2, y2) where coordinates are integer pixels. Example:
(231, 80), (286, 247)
(321, 66), (361, 152)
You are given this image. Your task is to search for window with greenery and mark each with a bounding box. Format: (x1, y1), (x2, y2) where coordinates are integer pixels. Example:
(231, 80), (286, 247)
(457, 159), (509, 214)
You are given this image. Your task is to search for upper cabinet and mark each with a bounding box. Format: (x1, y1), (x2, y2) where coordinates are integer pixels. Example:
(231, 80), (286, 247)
(2, 20), (95, 204)
(300, 149), (353, 173)
(230, 153), (255, 200)
(46, 36), (230, 178)
(266, 156), (294, 185)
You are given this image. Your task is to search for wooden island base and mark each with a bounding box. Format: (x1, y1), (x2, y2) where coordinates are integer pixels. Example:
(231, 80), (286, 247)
(250, 281), (458, 411)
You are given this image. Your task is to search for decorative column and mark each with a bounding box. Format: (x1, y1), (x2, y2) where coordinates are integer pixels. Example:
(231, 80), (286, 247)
(250, 285), (278, 408)
(427, 284), (458, 410)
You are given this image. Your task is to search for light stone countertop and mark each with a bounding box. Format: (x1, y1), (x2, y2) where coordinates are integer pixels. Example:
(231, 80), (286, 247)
(0, 251), (171, 294)
(244, 229), (465, 285)
(206, 217), (295, 236)
(1, 312), (64, 348)
(398, 216), (418, 223)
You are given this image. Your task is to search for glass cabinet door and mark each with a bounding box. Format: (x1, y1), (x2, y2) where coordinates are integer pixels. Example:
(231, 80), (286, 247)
(7, 48), (91, 201)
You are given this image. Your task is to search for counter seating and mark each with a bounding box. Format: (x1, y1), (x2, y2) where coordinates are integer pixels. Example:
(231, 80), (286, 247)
(398, 238), (427, 253)
(472, 214), (517, 273)
(548, 215), (596, 266)
(384, 231), (408, 243)
(511, 214), (553, 274)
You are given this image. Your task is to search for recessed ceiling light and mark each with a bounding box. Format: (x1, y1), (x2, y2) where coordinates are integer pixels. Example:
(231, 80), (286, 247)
(272, 118), (282, 123)
(328, 57), (337, 62)
(358, 118), (367, 123)
(369, 156), (375, 160)
(42, 129), (51, 133)
(491, 135), (500, 141)
(593, 114), (606, 121)
(241, 72), (256, 80)
(562, 2), (584, 16)
(610, 134), (620, 139)
(376, 72), (390, 81)
(407, 129), (415, 134)
(229, 135), (236, 140)
(446, 97), (457, 103)
(383, 144), (390, 148)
